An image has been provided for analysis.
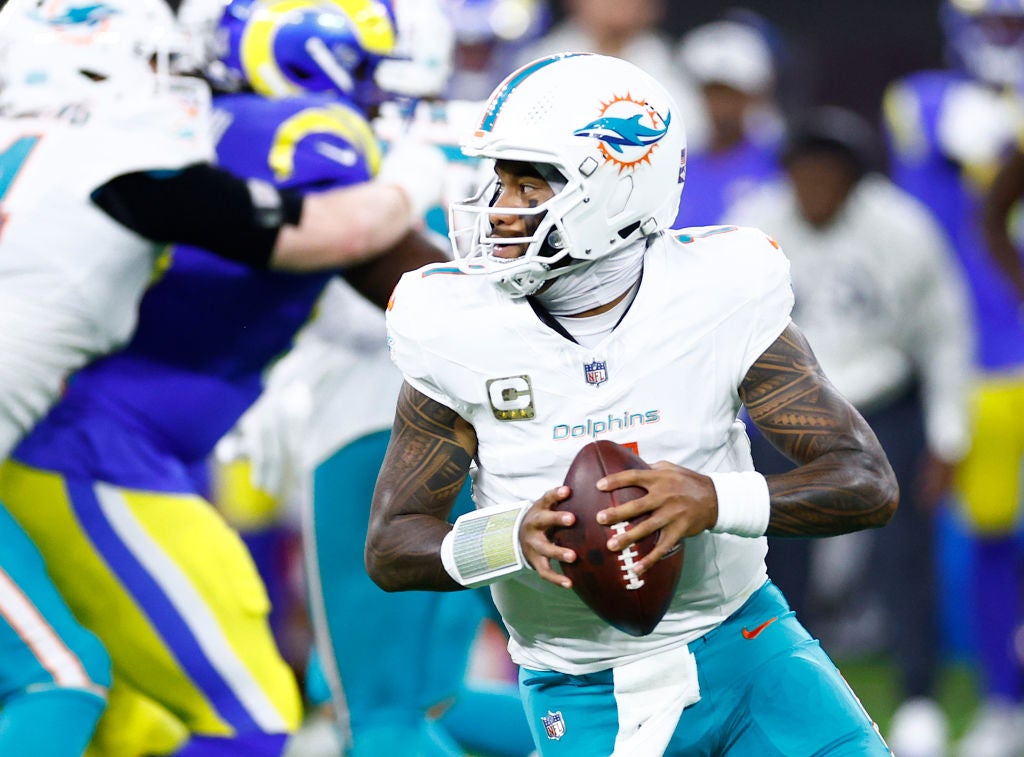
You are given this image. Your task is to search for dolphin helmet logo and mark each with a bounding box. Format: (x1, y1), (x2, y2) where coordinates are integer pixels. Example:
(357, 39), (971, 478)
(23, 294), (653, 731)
(573, 94), (671, 172)
(36, 3), (120, 28)
(574, 112), (672, 152)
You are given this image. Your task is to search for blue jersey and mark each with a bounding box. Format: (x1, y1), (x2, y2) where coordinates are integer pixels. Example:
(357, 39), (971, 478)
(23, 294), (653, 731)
(883, 70), (1024, 371)
(13, 92), (380, 491)
(673, 137), (780, 228)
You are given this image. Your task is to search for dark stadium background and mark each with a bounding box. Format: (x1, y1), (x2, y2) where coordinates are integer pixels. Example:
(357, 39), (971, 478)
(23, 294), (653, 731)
(549, 0), (946, 122)
(161, 0), (948, 121)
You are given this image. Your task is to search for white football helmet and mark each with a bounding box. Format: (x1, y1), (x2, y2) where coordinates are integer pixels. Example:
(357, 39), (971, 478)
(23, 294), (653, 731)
(449, 53), (687, 297)
(0, 0), (190, 112)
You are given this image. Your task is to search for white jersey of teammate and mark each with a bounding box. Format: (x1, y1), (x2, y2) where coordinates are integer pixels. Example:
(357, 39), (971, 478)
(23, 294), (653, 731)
(386, 225), (794, 674)
(0, 88), (212, 457)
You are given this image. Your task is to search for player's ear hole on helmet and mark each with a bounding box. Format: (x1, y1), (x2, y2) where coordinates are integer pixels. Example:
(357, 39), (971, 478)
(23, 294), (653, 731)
(286, 64), (314, 83)
(617, 221), (642, 239)
(546, 229), (566, 250)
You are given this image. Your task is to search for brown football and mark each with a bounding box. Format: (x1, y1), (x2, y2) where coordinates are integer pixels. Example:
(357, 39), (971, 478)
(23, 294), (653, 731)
(551, 440), (684, 636)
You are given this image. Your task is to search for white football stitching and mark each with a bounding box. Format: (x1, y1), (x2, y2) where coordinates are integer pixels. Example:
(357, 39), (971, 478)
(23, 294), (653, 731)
(611, 522), (645, 590)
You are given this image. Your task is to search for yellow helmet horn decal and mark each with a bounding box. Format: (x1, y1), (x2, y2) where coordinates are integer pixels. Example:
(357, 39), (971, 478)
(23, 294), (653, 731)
(241, 0), (397, 97)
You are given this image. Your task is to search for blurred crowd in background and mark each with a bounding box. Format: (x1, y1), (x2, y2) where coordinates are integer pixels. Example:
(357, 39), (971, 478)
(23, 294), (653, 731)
(0, 0), (1022, 756)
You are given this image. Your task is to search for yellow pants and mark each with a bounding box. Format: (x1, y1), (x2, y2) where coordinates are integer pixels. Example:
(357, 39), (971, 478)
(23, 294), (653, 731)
(0, 461), (302, 755)
(955, 374), (1024, 534)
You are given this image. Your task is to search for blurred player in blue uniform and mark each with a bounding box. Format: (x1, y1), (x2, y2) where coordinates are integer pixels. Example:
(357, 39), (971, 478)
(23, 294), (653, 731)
(442, 0), (551, 102)
(0, 0), (451, 754)
(883, 2), (1024, 754)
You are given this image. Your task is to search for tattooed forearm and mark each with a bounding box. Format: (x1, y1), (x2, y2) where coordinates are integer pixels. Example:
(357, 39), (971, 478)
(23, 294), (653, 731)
(366, 383), (477, 592)
(389, 385), (473, 505)
(740, 324), (898, 537)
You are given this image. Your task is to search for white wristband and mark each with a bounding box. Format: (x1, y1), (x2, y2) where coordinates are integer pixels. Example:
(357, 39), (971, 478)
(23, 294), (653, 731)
(440, 501), (531, 588)
(707, 471), (770, 538)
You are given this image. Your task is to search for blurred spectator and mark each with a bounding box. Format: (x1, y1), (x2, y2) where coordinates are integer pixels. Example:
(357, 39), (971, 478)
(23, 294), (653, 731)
(514, 0), (710, 150)
(883, 2), (1024, 755)
(674, 15), (783, 227)
(729, 106), (974, 757)
(444, 0), (551, 101)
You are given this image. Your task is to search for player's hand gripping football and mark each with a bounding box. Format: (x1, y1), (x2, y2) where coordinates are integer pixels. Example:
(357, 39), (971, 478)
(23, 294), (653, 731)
(595, 462), (718, 577)
(519, 486), (577, 588)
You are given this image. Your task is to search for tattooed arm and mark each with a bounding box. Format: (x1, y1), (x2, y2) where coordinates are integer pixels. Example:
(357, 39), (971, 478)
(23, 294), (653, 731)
(740, 323), (899, 536)
(595, 322), (898, 577)
(366, 381), (478, 592)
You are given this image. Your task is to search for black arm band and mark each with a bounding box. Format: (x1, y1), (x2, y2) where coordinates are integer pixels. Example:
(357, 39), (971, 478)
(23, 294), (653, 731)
(91, 163), (304, 269)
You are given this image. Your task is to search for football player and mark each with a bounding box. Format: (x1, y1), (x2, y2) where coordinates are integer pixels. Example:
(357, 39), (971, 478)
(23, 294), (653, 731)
(0, 0), (449, 754)
(882, 2), (1024, 754)
(0, 0), (445, 752)
(367, 52), (898, 756)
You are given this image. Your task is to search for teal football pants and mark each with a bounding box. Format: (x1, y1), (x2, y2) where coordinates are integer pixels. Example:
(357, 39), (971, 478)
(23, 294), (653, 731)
(0, 503), (110, 755)
(520, 581), (893, 756)
(305, 430), (533, 757)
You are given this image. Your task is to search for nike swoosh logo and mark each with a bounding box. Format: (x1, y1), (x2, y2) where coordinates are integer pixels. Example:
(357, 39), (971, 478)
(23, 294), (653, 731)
(741, 616), (778, 640)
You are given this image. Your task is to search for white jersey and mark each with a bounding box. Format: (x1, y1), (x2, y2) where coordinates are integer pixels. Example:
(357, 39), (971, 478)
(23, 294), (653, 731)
(0, 89), (213, 457)
(386, 226), (794, 674)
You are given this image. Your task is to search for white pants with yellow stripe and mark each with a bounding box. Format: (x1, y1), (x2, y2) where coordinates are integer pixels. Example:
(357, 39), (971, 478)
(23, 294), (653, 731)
(0, 460), (302, 756)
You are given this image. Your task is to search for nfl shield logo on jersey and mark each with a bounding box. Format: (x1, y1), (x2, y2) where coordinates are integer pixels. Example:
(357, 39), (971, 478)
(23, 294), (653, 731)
(584, 360), (608, 387)
(541, 710), (566, 740)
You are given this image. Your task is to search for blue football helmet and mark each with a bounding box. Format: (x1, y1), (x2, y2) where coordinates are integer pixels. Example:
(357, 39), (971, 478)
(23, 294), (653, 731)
(942, 0), (1024, 89)
(191, 0), (451, 104)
